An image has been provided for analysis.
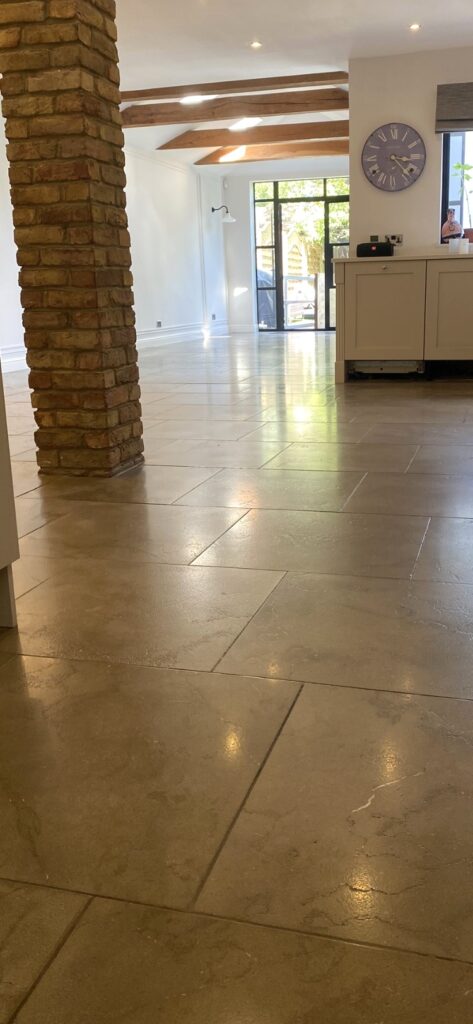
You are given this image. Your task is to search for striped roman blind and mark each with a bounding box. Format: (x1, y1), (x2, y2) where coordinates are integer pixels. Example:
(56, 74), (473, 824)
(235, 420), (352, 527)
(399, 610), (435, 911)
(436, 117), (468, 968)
(436, 82), (473, 133)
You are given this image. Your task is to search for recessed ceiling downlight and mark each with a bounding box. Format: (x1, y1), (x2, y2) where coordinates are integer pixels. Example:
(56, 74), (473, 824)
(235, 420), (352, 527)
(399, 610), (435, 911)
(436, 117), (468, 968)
(409, 22), (421, 31)
(250, 40), (263, 49)
(180, 94), (216, 105)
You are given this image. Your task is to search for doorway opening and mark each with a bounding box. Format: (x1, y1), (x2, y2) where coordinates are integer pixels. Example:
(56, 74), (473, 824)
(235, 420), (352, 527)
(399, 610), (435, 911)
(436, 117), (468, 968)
(254, 177), (349, 332)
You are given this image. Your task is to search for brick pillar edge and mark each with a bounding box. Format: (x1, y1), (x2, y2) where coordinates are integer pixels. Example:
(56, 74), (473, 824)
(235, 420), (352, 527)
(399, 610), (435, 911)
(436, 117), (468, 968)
(0, 0), (144, 476)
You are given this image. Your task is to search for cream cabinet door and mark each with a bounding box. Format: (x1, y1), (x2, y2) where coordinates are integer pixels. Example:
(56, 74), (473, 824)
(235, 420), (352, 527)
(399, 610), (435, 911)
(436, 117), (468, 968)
(345, 260), (426, 359)
(425, 259), (473, 359)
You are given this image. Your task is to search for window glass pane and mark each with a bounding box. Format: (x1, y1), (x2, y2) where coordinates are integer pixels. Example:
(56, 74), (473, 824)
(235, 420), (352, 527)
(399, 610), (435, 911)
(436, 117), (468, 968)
(254, 181), (274, 200)
(256, 249), (275, 288)
(255, 202), (274, 246)
(326, 176), (350, 196)
(278, 179), (323, 199)
(449, 134), (465, 205)
(328, 202), (350, 242)
(257, 289), (277, 329)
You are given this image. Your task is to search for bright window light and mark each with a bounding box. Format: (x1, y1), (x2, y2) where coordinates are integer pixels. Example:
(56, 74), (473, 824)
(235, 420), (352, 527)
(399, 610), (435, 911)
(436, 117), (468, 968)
(229, 117), (262, 132)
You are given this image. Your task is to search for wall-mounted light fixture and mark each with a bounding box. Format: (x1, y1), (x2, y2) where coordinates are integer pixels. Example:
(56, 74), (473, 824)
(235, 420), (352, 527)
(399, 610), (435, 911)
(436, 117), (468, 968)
(211, 204), (236, 224)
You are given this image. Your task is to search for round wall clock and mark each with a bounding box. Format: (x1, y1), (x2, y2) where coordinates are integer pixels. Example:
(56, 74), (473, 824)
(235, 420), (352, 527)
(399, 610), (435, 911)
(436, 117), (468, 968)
(361, 123), (426, 192)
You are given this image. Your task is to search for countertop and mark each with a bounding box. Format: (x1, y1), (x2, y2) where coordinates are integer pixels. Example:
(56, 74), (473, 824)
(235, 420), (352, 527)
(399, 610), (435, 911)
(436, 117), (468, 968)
(335, 251), (473, 263)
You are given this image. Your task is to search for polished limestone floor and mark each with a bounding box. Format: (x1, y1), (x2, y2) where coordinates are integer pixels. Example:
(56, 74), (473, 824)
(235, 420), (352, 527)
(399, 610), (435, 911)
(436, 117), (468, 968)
(2, 332), (473, 1020)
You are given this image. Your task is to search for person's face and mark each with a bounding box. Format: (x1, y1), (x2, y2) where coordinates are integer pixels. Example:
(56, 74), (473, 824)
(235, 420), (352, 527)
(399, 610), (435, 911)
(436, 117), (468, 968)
(448, 210), (455, 222)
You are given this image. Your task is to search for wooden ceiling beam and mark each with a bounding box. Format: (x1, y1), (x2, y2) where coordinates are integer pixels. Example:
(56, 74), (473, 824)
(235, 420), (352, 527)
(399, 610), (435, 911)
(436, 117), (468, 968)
(195, 139), (349, 165)
(159, 119), (349, 150)
(122, 89), (348, 128)
(121, 71), (348, 103)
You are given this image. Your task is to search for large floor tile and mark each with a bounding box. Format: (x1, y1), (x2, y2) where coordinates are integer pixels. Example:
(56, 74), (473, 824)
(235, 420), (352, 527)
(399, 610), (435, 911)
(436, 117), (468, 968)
(408, 444), (473, 476)
(13, 554), (77, 598)
(194, 508), (428, 578)
(142, 438), (290, 468)
(218, 572), (473, 698)
(244, 421), (372, 443)
(0, 561), (283, 669)
(7, 432), (35, 457)
(414, 517), (473, 583)
(14, 496), (71, 538)
(11, 447), (37, 463)
(350, 406), (469, 425)
(36, 464), (220, 505)
(197, 684), (473, 960)
(266, 441), (418, 472)
(144, 402), (267, 420)
(0, 879), (86, 1024)
(15, 899), (473, 1024)
(177, 468), (364, 511)
(19, 503), (246, 565)
(11, 462), (41, 497)
(363, 423), (473, 445)
(0, 656), (296, 904)
(145, 419), (264, 441)
(344, 472), (473, 517)
(6, 415), (36, 436)
(251, 404), (355, 422)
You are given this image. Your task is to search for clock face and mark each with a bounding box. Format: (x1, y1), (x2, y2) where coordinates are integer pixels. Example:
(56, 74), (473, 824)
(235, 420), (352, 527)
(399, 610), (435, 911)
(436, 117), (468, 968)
(362, 123), (426, 192)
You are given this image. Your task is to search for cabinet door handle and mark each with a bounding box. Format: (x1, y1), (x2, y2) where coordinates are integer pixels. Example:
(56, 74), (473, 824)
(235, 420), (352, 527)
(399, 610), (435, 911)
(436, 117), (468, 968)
(382, 264), (388, 270)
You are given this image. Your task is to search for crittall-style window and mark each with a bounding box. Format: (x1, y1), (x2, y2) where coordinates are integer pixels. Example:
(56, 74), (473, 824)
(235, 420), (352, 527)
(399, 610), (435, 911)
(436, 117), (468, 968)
(253, 177), (349, 332)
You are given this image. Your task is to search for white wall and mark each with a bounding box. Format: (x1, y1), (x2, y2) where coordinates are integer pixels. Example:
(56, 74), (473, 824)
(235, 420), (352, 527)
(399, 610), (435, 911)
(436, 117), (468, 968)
(197, 174), (228, 330)
(0, 120), (24, 371)
(125, 147), (228, 343)
(349, 47), (473, 252)
(220, 156), (349, 331)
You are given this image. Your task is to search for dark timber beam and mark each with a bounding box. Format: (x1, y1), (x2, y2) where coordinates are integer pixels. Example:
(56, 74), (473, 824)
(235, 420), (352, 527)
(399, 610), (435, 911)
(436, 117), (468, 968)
(122, 89), (349, 127)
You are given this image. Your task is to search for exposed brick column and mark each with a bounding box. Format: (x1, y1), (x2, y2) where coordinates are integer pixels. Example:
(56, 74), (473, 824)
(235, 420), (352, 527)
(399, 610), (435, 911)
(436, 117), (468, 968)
(0, 0), (143, 475)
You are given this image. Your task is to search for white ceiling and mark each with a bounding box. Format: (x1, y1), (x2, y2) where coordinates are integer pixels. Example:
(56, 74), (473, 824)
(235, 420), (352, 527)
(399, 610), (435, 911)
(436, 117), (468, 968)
(116, 0), (473, 91)
(116, 0), (473, 170)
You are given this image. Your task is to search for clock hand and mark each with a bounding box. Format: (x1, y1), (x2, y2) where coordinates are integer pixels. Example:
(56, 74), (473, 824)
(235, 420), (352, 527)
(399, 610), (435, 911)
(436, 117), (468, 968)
(390, 155), (410, 176)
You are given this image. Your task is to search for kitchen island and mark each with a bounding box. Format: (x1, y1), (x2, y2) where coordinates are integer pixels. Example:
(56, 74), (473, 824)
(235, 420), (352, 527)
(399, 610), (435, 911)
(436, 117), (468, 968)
(335, 252), (473, 382)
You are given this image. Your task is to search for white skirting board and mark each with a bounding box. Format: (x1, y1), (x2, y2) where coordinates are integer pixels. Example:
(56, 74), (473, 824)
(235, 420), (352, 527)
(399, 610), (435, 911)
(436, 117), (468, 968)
(137, 321), (229, 348)
(0, 322), (231, 374)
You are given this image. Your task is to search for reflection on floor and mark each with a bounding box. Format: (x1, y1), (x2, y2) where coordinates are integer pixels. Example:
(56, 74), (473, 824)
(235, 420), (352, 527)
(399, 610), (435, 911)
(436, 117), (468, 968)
(2, 331), (473, 1021)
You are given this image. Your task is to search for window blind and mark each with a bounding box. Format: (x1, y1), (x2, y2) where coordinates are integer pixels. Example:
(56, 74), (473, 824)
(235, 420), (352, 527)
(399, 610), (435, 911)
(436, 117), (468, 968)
(436, 83), (473, 133)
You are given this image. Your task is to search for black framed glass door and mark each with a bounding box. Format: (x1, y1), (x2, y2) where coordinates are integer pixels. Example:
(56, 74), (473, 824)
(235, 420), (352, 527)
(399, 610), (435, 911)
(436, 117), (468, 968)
(254, 177), (349, 332)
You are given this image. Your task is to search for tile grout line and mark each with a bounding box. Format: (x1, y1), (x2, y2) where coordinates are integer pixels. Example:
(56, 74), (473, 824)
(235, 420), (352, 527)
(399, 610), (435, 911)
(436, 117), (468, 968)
(169, 467), (226, 505)
(338, 471), (368, 511)
(409, 516), (432, 581)
(3, 615), (473, 705)
(5, 895), (93, 1024)
(209, 570), (289, 674)
(188, 509), (252, 565)
(257, 442), (295, 467)
(403, 443), (421, 474)
(2, 873), (473, 971)
(188, 683), (304, 911)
